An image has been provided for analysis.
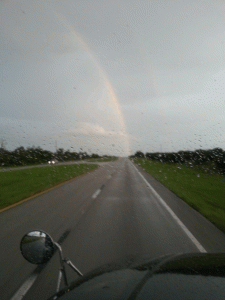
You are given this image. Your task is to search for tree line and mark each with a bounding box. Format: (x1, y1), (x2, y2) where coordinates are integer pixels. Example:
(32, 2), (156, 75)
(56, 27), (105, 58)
(0, 146), (104, 167)
(131, 148), (225, 174)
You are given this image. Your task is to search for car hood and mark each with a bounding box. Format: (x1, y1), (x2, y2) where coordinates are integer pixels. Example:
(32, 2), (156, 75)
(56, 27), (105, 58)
(49, 253), (225, 300)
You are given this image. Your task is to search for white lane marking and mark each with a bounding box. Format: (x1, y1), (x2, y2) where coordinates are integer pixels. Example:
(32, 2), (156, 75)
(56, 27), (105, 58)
(132, 162), (207, 253)
(11, 272), (38, 300)
(92, 189), (101, 199)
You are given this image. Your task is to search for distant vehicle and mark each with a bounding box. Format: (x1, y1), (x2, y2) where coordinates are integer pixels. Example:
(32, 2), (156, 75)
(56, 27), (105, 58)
(48, 159), (58, 165)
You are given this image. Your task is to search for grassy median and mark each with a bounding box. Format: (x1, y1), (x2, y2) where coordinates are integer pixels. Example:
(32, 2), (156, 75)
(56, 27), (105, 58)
(133, 158), (225, 233)
(87, 157), (118, 162)
(0, 164), (98, 209)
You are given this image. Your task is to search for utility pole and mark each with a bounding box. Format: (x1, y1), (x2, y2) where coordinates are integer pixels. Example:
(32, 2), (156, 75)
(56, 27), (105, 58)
(0, 138), (7, 149)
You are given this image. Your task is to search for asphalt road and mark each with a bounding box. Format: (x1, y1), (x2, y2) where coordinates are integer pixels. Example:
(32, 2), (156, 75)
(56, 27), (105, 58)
(1, 158), (225, 300)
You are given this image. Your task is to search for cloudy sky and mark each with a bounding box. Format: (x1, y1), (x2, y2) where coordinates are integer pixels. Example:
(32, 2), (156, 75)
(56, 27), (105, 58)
(1, 0), (225, 156)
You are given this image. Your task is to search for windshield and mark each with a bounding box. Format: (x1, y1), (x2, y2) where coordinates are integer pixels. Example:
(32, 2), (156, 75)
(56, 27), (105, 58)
(1, 1), (225, 300)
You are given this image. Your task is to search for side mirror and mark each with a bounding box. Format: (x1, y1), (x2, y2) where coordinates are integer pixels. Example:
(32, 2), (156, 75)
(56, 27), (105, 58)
(20, 230), (55, 264)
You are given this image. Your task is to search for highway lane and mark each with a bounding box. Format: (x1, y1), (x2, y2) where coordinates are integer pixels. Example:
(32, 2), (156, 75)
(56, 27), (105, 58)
(1, 158), (225, 299)
(1, 160), (115, 300)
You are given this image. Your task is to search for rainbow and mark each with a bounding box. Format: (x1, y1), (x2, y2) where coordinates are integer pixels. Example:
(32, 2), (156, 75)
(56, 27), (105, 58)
(54, 13), (130, 155)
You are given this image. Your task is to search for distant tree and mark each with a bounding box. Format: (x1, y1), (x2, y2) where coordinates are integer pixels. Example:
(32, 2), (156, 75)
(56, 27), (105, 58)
(55, 148), (65, 161)
(134, 151), (145, 158)
(91, 153), (100, 158)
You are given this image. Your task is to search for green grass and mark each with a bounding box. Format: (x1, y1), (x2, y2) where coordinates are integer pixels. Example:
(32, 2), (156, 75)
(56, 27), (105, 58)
(0, 162), (49, 170)
(133, 158), (225, 233)
(87, 157), (118, 162)
(0, 164), (98, 209)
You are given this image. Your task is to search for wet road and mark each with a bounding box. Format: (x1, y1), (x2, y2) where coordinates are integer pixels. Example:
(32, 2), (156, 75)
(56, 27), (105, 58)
(1, 158), (225, 299)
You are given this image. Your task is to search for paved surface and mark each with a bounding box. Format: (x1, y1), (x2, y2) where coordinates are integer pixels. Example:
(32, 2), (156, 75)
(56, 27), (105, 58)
(1, 158), (225, 300)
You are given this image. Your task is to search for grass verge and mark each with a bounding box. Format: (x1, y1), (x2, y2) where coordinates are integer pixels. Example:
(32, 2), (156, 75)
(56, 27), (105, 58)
(0, 164), (98, 210)
(133, 158), (225, 233)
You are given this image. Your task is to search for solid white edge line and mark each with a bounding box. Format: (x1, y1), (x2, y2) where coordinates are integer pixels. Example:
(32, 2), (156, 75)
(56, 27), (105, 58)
(11, 272), (38, 300)
(92, 189), (101, 199)
(131, 162), (207, 253)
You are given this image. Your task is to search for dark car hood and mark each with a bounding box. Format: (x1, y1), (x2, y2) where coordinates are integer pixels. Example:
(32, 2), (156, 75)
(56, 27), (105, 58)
(49, 253), (225, 300)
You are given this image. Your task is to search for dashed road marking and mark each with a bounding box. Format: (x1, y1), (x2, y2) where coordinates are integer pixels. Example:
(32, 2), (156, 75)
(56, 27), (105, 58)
(92, 189), (101, 199)
(11, 272), (39, 300)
